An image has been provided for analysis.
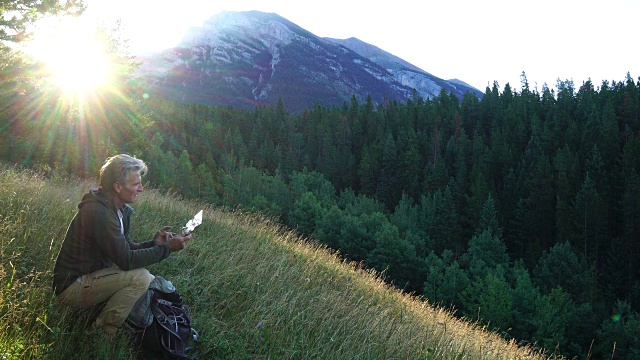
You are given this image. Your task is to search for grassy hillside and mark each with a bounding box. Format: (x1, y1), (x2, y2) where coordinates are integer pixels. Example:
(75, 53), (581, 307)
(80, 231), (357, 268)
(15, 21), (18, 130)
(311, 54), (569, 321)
(0, 165), (562, 359)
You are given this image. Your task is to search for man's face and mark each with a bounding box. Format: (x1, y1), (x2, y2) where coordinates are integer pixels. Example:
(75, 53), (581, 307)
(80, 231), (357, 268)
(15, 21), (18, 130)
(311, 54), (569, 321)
(114, 171), (143, 205)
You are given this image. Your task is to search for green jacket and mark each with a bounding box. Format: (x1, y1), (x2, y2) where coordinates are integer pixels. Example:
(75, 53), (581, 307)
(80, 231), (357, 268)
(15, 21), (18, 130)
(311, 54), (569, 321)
(53, 189), (170, 295)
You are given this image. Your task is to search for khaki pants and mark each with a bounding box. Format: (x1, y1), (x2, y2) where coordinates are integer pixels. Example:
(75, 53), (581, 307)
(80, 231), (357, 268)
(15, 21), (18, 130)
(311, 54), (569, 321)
(58, 267), (154, 335)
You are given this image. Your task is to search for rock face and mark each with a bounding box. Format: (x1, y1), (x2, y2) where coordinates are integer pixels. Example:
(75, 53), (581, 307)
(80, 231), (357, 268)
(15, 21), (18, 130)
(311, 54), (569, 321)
(325, 37), (480, 101)
(138, 11), (482, 113)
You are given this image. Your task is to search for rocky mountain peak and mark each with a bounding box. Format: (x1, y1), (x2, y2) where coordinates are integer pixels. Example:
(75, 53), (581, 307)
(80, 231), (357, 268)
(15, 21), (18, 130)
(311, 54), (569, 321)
(182, 11), (301, 49)
(139, 10), (482, 113)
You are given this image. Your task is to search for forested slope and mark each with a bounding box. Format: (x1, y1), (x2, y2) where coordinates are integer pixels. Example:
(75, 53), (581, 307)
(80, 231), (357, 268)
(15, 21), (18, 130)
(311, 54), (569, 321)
(3, 72), (640, 358)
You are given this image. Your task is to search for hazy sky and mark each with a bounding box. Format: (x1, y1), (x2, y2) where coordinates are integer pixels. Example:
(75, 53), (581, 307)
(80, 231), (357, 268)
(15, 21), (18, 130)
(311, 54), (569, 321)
(87, 0), (638, 93)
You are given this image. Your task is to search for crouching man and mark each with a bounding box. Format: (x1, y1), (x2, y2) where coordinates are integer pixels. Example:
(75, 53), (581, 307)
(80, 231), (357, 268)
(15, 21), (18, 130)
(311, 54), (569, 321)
(52, 154), (191, 335)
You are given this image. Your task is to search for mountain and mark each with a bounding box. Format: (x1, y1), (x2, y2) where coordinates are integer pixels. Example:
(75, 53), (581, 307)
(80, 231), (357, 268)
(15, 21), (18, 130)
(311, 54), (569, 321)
(325, 37), (482, 101)
(138, 11), (482, 113)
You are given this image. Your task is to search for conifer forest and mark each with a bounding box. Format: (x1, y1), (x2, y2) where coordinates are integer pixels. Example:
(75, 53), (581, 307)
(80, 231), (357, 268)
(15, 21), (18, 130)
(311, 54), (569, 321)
(3, 70), (640, 358)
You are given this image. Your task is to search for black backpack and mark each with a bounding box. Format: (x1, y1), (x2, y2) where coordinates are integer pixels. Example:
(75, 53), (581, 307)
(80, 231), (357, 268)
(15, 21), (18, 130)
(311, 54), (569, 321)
(128, 287), (199, 359)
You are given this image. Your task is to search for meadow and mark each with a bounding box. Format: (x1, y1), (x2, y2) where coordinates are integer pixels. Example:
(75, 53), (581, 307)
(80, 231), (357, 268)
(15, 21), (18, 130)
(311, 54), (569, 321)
(0, 164), (562, 359)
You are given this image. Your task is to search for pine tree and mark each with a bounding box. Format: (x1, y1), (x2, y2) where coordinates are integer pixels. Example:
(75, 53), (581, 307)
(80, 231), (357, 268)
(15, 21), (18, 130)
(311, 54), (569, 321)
(621, 139), (640, 300)
(357, 144), (380, 196)
(195, 163), (220, 203)
(511, 262), (541, 340)
(462, 230), (509, 280)
(315, 205), (346, 250)
(477, 194), (502, 238)
(338, 212), (384, 263)
(573, 173), (605, 261)
(397, 128), (422, 199)
(391, 193), (426, 257)
(176, 150), (196, 196)
(423, 250), (470, 310)
(288, 192), (324, 237)
(595, 300), (640, 359)
(531, 287), (574, 352)
(467, 270), (513, 332)
(376, 134), (400, 209)
(423, 155), (449, 194)
(553, 145), (578, 243)
(420, 186), (462, 254)
(533, 242), (596, 304)
(367, 222), (419, 291)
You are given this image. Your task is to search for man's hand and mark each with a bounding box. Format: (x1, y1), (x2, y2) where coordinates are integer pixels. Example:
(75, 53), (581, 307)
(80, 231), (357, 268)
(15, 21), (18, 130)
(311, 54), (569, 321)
(154, 226), (173, 246)
(154, 226), (192, 252)
(167, 233), (192, 252)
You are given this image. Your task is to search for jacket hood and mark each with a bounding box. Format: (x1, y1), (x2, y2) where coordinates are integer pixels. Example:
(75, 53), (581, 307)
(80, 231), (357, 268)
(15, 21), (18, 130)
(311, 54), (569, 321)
(78, 188), (108, 209)
(78, 188), (134, 216)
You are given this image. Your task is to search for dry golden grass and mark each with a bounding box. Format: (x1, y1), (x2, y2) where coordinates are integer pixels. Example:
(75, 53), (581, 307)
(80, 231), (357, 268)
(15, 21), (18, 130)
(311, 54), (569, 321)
(0, 165), (562, 359)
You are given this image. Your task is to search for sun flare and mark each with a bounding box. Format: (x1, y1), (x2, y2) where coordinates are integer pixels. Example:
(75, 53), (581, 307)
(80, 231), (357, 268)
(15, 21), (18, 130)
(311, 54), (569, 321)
(27, 18), (114, 94)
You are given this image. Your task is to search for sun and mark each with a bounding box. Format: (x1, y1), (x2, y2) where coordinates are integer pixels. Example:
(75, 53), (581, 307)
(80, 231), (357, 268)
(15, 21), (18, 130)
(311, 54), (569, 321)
(26, 17), (114, 94)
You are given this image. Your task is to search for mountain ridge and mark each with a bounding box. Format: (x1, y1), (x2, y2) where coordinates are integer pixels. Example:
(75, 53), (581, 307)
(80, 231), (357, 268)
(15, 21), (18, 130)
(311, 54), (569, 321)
(326, 36), (482, 100)
(138, 11), (482, 112)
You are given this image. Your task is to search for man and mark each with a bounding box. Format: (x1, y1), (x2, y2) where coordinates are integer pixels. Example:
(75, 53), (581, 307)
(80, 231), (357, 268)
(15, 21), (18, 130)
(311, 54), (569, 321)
(53, 154), (191, 335)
